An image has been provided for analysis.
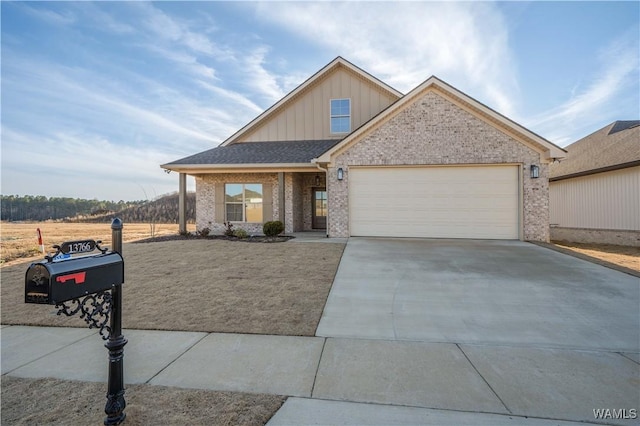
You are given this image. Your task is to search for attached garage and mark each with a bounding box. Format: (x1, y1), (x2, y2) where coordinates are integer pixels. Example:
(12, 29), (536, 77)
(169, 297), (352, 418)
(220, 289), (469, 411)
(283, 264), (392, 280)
(349, 165), (520, 239)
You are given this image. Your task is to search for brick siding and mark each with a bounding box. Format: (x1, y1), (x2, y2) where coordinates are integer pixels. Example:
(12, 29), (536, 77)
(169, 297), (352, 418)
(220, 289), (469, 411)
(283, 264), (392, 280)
(195, 173), (279, 235)
(195, 172), (324, 235)
(327, 90), (550, 241)
(551, 227), (640, 247)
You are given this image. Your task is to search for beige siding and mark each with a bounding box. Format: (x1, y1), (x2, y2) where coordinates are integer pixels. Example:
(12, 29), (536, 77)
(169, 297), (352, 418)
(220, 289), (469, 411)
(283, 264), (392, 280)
(240, 66), (397, 142)
(550, 166), (640, 230)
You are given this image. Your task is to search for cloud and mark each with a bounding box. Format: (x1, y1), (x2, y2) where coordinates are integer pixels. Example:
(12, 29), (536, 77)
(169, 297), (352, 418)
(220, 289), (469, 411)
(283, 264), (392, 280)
(2, 54), (221, 146)
(1, 127), (182, 200)
(197, 81), (264, 115)
(0, 54), (256, 198)
(141, 43), (218, 80)
(527, 31), (640, 146)
(254, 2), (519, 115)
(17, 3), (76, 26)
(72, 2), (135, 34)
(242, 47), (287, 104)
(134, 2), (230, 59)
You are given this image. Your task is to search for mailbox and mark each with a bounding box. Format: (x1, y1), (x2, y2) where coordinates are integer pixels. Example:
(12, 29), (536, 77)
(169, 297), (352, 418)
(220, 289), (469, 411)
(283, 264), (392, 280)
(25, 252), (124, 305)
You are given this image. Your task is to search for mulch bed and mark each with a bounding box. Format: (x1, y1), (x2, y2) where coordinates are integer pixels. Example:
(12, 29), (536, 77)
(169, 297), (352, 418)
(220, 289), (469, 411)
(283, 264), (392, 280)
(132, 233), (293, 244)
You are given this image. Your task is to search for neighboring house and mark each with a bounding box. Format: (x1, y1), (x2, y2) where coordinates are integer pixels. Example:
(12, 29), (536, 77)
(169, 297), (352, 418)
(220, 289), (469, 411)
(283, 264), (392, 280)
(162, 57), (565, 242)
(549, 121), (640, 246)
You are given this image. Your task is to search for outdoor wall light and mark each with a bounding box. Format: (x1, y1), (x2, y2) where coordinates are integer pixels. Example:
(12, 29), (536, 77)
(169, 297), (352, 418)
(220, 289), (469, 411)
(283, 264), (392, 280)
(315, 174), (321, 186)
(530, 165), (540, 179)
(337, 167), (344, 181)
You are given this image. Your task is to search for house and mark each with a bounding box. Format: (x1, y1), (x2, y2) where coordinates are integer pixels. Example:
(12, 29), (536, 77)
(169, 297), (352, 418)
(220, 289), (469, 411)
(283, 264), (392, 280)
(161, 57), (565, 241)
(549, 121), (640, 246)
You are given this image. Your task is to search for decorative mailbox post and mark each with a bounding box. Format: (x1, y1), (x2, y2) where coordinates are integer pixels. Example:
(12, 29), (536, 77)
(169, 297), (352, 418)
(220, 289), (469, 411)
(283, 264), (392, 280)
(25, 218), (127, 425)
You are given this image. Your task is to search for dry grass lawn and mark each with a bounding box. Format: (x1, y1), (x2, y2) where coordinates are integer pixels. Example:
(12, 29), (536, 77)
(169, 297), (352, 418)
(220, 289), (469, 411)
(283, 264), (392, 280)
(2, 238), (345, 336)
(1, 221), (195, 265)
(1, 376), (285, 426)
(1, 225), (340, 425)
(551, 241), (639, 274)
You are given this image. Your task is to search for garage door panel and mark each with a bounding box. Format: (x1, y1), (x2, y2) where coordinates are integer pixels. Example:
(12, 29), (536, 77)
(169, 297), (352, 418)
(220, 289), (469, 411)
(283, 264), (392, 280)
(349, 166), (519, 239)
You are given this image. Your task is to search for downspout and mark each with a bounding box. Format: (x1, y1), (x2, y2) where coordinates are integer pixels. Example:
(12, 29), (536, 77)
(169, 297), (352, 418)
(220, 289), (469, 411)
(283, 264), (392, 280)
(314, 160), (330, 238)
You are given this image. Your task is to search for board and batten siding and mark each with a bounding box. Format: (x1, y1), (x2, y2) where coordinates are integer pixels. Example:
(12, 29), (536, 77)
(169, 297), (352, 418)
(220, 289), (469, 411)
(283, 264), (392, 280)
(550, 166), (640, 230)
(239, 66), (398, 142)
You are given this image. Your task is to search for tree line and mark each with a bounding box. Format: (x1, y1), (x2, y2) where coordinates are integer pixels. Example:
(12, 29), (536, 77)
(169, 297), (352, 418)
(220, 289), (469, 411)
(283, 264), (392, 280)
(1, 193), (196, 223)
(1, 195), (144, 221)
(76, 193), (196, 224)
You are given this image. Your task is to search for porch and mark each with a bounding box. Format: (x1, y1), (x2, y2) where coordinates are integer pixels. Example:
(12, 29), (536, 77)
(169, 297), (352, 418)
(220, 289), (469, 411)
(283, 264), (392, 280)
(180, 171), (327, 236)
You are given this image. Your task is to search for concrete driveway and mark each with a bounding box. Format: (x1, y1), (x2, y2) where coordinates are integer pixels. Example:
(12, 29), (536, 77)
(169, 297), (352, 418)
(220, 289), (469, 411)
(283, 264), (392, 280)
(317, 238), (639, 350)
(302, 238), (640, 424)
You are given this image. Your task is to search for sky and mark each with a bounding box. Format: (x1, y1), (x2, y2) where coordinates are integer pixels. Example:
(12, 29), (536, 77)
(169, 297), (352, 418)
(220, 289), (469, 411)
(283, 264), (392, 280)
(1, 1), (638, 201)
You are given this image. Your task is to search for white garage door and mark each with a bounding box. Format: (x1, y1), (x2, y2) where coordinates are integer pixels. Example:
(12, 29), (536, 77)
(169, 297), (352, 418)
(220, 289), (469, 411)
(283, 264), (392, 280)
(349, 165), (519, 239)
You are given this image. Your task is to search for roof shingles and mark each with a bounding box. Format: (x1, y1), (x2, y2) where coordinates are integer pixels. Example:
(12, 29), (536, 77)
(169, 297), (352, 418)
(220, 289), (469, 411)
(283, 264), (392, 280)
(549, 121), (640, 179)
(165, 139), (343, 166)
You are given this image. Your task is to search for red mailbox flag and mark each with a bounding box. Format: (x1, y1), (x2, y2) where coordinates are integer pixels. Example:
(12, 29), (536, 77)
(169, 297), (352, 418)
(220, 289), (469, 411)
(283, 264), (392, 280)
(36, 228), (44, 253)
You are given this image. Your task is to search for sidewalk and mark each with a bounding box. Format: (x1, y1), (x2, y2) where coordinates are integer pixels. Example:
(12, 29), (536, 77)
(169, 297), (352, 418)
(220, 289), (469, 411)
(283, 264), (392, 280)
(2, 325), (637, 425)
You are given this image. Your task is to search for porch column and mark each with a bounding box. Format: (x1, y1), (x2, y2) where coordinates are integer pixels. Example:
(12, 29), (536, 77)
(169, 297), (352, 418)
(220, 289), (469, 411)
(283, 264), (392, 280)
(278, 172), (285, 223)
(178, 172), (187, 234)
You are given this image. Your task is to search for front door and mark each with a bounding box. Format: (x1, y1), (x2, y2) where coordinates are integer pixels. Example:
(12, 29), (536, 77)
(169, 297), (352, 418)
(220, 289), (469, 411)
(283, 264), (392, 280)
(312, 188), (327, 229)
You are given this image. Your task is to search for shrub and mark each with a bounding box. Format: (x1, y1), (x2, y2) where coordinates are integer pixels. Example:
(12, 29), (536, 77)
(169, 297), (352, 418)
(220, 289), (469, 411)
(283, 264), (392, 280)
(196, 227), (210, 237)
(233, 228), (248, 239)
(263, 221), (284, 237)
(223, 221), (234, 237)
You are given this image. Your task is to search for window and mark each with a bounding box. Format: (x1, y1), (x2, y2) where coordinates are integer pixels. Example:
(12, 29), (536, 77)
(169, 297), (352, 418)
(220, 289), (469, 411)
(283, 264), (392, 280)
(225, 183), (263, 222)
(330, 98), (351, 133)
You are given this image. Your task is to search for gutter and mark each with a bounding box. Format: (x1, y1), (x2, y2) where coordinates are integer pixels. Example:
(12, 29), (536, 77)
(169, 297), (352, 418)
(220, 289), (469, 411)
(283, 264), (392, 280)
(549, 160), (640, 182)
(160, 163), (316, 174)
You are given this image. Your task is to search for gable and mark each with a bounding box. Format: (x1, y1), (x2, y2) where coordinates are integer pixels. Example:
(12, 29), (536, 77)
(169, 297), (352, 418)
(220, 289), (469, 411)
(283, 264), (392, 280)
(231, 62), (400, 143)
(317, 76), (566, 164)
(335, 90), (542, 167)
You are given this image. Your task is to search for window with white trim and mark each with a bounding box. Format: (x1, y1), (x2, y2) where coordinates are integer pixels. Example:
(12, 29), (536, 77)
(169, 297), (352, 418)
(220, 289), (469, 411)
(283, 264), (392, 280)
(225, 183), (263, 222)
(330, 98), (351, 133)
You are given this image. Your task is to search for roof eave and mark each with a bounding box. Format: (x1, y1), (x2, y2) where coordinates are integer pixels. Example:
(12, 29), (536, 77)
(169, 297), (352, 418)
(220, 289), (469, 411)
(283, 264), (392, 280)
(549, 160), (640, 181)
(543, 146), (568, 161)
(160, 162), (316, 174)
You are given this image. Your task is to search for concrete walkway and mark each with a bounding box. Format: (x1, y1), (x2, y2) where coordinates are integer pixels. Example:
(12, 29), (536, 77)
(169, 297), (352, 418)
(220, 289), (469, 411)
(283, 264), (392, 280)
(2, 239), (639, 425)
(287, 231), (348, 243)
(2, 325), (638, 425)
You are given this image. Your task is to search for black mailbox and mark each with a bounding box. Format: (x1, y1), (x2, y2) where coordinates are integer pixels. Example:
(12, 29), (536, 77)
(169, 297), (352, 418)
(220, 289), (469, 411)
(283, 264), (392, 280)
(25, 252), (124, 305)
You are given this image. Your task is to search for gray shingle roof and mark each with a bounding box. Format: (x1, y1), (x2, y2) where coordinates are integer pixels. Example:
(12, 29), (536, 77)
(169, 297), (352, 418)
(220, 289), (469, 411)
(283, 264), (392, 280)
(549, 120), (640, 179)
(609, 120), (640, 135)
(165, 139), (342, 165)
